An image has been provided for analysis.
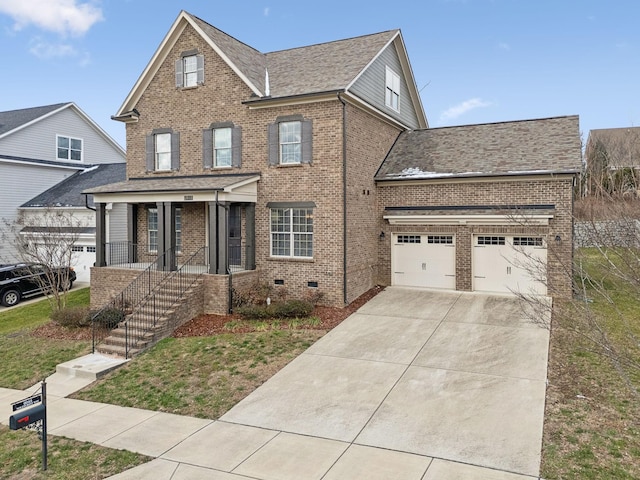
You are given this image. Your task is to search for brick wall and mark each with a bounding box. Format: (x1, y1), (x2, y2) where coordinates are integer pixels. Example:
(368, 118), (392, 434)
(89, 267), (141, 310)
(376, 177), (575, 298)
(345, 104), (401, 303)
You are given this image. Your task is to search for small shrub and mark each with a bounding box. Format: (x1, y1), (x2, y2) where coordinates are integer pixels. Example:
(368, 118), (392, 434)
(51, 306), (91, 328)
(236, 304), (273, 320)
(272, 299), (314, 319)
(91, 307), (125, 329)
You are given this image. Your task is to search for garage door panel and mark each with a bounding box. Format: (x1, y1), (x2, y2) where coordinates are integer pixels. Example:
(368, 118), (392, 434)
(392, 234), (455, 289)
(473, 236), (547, 295)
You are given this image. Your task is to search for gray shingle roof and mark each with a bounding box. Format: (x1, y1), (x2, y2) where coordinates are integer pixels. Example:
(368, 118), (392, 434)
(376, 116), (581, 181)
(84, 173), (260, 195)
(190, 14), (266, 94)
(187, 12), (397, 99)
(264, 30), (397, 98)
(22, 163), (126, 208)
(0, 103), (69, 137)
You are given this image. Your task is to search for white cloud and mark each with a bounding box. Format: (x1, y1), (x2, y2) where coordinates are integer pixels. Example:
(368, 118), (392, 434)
(0, 0), (103, 37)
(439, 98), (492, 123)
(29, 39), (76, 58)
(264, 7), (270, 16)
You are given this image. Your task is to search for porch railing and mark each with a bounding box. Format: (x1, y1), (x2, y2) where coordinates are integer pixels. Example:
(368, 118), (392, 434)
(91, 246), (176, 352)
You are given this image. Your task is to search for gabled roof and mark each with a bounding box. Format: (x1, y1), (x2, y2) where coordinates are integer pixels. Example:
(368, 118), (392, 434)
(0, 103), (69, 137)
(116, 11), (427, 127)
(376, 115), (581, 181)
(0, 102), (125, 155)
(586, 126), (640, 168)
(22, 163), (126, 208)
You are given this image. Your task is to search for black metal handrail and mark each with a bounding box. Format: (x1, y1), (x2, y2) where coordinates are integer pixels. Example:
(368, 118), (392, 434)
(91, 246), (176, 353)
(121, 247), (208, 357)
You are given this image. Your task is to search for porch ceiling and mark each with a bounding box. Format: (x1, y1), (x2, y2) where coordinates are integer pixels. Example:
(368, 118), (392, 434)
(85, 173), (260, 204)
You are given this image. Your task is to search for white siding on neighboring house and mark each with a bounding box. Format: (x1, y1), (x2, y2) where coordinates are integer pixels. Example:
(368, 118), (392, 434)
(350, 42), (421, 129)
(0, 163), (79, 262)
(107, 202), (128, 242)
(0, 107), (125, 165)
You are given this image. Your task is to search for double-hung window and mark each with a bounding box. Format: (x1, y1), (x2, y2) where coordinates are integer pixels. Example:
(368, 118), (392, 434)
(146, 128), (180, 172)
(155, 133), (172, 171)
(213, 127), (232, 167)
(268, 116), (313, 166)
(270, 207), (313, 258)
(385, 66), (400, 111)
(57, 135), (82, 161)
(203, 123), (241, 169)
(279, 121), (301, 164)
(175, 51), (204, 88)
(148, 208), (159, 252)
(148, 207), (182, 253)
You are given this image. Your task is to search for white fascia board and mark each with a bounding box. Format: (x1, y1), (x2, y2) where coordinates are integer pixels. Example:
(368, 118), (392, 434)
(117, 12), (262, 116)
(341, 92), (411, 130)
(383, 214), (553, 226)
(0, 103), (71, 140)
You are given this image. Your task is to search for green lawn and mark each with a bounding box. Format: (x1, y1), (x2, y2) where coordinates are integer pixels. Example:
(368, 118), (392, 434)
(0, 287), (150, 479)
(73, 329), (324, 419)
(0, 288), (91, 389)
(541, 248), (640, 479)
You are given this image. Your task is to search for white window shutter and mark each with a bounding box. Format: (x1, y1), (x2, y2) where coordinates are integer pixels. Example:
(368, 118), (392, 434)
(175, 59), (184, 88)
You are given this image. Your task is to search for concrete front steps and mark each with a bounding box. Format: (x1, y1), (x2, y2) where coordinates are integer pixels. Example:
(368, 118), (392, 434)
(96, 279), (203, 358)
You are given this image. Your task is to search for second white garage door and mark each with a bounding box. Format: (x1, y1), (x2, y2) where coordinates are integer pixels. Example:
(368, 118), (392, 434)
(392, 234), (456, 289)
(473, 235), (547, 295)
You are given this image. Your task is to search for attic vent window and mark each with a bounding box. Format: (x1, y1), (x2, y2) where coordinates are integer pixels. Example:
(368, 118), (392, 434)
(385, 66), (400, 111)
(175, 53), (204, 88)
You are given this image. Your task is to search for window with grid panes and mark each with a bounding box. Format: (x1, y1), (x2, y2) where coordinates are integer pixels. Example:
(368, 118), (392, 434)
(270, 207), (313, 258)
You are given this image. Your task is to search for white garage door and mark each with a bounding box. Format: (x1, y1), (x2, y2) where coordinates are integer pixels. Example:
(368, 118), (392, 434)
(473, 236), (547, 295)
(392, 234), (456, 289)
(71, 245), (96, 283)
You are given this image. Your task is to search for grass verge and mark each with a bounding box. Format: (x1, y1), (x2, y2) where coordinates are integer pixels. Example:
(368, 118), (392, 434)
(0, 288), (91, 389)
(541, 249), (640, 479)
(0, 425), (150, 480)
(73, 329), (324, 419)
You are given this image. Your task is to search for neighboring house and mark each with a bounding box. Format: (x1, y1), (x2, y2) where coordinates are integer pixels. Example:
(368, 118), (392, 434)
(20, 163), (127, 282)
(87, 10), (581, 317)
(0, 103), (126, 263)
(585, 127), (640, 196)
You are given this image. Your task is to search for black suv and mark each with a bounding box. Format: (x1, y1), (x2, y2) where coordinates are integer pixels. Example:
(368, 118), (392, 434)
(0, 263), (76, 307)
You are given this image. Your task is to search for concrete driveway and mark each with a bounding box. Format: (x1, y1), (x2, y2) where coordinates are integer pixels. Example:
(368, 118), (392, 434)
(217, 287), (550, 479)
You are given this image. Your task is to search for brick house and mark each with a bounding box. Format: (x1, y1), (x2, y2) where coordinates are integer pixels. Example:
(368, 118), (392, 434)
(87, 10), (581, 321)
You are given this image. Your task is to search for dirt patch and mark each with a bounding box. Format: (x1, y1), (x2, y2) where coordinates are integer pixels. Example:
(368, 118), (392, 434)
(29, 286), (384, 340)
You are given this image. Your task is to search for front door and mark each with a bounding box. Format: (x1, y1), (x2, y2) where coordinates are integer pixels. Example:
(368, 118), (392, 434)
(229, 205), (242, 267)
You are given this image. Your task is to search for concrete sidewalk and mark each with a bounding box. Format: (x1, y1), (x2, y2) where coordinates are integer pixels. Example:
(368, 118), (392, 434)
(1, 288), (550, 479)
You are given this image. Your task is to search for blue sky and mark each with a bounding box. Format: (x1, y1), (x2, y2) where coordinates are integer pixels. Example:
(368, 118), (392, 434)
(1, 0), (638, 149)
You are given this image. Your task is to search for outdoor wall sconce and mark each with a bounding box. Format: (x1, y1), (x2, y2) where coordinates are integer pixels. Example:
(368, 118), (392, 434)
(555, 235), (562, 244)
(379, 231), (386, 240)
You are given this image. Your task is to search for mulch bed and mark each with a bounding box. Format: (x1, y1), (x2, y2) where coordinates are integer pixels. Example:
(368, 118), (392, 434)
(30, 286), (384, 340)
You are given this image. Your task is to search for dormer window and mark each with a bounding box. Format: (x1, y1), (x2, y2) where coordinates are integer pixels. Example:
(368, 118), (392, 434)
(57, 135), (82, 161)
(175, 51), (204, 88)
(385, 66), (400, 111)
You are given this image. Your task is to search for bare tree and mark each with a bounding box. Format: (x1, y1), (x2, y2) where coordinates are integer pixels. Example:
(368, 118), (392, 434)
(512, 174), (640, 397)
(1, 208), (86, 311)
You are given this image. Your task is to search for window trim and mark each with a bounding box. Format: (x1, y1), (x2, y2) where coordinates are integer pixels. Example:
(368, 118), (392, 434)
(278, 121), (302, 165)
(56, 134), (83, 162)
(213, 127), (233, 168)
(385, 66), (401, 112)
(175, 51), (204, 88)
(146, 129), (180, 172)
(155, 132), (172, 171)
(270, 207), (314, 259)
